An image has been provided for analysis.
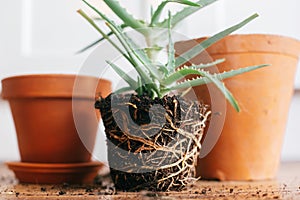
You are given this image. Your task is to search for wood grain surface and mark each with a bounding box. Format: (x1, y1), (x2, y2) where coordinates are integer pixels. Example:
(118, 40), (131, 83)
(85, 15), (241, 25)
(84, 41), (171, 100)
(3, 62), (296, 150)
(0, 162), (299, 199)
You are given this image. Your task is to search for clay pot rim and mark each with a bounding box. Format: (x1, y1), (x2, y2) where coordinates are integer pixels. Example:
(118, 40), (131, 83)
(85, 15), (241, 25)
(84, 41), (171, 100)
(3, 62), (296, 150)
(1, 73), (111, 86)
(6, 161), (103, 170)
(178, 33), (300, 58)
(1, 73), (111, 99)
(6, 161), (103, 184)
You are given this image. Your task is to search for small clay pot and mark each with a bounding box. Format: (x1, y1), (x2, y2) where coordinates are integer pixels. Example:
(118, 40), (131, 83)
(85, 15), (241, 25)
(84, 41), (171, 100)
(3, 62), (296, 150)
(175, 34), (300, 180)
(6, 161), (103, 184)
(2, 74), (111, 163)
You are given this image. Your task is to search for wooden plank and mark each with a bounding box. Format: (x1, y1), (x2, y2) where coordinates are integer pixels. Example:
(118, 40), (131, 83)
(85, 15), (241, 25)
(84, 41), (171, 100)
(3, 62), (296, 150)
(0, 162), (300, 199)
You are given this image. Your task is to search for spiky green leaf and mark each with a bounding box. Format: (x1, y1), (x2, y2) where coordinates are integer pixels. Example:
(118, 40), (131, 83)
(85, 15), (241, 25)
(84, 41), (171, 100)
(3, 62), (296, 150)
(81, 1), (159, 94)
(204, 72), (240, 112)
(106, 61), (137, 89)
(164, 68), (240, 111)
(163, 68), (201, 85)
(105, 22), (158, 91)
(164, 64), (269, 111)
(175, 13), (259, 67)
(76, 38), (103, 54)
(103, 0), (146, 32)
(166, 64), (268, 88)
(76, 24), (128, 54)
(172, 0), (201, 7)
(77, 9), (130, 61)
(166, 11), (175, 74)
(192, 58), (225, 69)
(150, 0), (200, 26)
(213, 64), (269, 80)
(137, 76), (143, 95)
(123, 34), (163, 80)
(159, 0), (218, 28)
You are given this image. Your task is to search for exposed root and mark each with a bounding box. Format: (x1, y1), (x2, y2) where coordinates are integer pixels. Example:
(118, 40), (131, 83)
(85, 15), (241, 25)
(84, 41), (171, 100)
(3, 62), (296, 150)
(96, 93), (210, 192)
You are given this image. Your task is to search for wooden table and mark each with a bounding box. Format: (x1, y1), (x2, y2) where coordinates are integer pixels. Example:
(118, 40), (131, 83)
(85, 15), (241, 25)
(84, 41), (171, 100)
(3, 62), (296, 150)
(0, 162), (300, 199)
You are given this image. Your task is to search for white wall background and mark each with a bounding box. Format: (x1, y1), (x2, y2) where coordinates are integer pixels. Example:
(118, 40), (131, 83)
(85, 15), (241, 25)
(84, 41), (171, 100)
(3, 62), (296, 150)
(0, 0), (299, 162)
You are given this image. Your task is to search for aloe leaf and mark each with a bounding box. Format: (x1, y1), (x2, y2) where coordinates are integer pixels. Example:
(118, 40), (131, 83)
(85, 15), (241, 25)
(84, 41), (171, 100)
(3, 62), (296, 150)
(106, 22), (155, 90)
(105, 23), (161, 96)
(81, 0), (135, 54)
(165, 64), (268, 88)
(104, 23), (138, 65)
(164, 64), (269, 111)
(80, 1), (131, 56)
(175, 13), (259, 67)
(159, 0), (218, 28)
(76, 24), (128, 54)
(122, 33), (162, 79)
(77, 9), (130, 61)
(144, 45), (163, 54)
(80, 1), (159, 93)
(204, 72), (240, 112)
(150, 0), (200, 26)
(104, 22), (161, 97)
(137, 76), (143, 95)
(151, 5), (154, 17)
(173, 0), (201, 7)
(158, 63), (168, 75)
(106, 21), (162, 83)
(165, 74), (206, 89)
(106, 61), (137, 89)
(102, 0), (146, 32)
(76, 37), (103, 54)
(166, 11), (175, 75)
(78, 9), (151, 88)
(191, 58), (225, 69)
(91, 4), (161, 80)
(76, 38), (102, 54)
(213, 64), (269, 80)
(163, 68), (204, 85)
(164, 69), (240, 111)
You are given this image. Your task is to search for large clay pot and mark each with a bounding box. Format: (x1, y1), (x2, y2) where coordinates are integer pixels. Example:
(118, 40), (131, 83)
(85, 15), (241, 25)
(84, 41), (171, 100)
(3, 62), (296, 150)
(175, 34), (300, 180)
(2, 74), (111, 163)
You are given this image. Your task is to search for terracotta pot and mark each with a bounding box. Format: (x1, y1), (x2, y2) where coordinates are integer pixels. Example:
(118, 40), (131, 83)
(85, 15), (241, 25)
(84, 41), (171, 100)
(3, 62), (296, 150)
(6, 161), (103, 184)
(175, 34), (300, 180)
(2, 74), (111, 163)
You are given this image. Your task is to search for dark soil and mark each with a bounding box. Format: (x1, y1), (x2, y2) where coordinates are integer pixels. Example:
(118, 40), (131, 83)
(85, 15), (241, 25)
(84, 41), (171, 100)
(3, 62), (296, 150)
(95, 93), (210, 192)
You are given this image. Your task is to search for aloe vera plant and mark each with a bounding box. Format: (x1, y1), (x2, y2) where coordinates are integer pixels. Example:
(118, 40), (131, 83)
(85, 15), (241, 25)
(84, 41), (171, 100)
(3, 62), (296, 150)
(78, 0), (268, 191)
(78, 0), (267, 112)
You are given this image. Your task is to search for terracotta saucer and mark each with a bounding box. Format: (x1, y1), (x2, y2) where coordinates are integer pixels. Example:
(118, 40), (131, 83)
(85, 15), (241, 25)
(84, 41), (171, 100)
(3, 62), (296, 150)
(6, 161), (104, 184)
